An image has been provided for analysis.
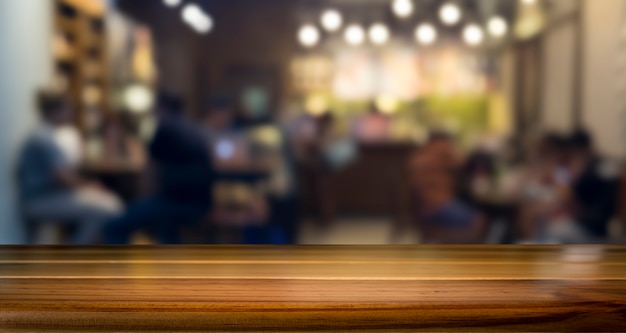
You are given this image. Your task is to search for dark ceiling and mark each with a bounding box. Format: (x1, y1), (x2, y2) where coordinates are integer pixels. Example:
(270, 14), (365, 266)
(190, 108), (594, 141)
(118, 0), (520, 38)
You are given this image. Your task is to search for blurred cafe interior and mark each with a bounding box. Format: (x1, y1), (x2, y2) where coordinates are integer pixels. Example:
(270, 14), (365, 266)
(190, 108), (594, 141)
(1, 0), (626, 245)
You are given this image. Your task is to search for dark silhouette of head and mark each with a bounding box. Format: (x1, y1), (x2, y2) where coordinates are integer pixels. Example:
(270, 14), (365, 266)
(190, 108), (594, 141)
(568, 128), (595, 160)
(569, 128), (593, 151)
(203, 94), (235, 130)
(155, 91), (185, 117)
(37, 90), (72, 126)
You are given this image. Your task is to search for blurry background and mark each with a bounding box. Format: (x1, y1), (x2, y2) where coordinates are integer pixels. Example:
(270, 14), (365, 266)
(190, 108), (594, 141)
(1, 0), (626, 245)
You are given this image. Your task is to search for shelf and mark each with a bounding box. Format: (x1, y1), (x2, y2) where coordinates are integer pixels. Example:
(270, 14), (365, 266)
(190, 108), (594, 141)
(53, 0), (110, 136)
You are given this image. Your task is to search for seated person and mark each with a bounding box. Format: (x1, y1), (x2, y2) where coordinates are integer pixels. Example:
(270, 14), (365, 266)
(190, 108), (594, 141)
(408, 132), (486, 244)
(103, 93), (214, 244)
(516, 133), (571, 242)
(200, 96), (268, 236)
(543, 130), (618, 244)
(17, 91), (123, 244)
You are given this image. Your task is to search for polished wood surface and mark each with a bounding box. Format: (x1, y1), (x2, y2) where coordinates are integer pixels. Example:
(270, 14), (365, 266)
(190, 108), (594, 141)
(1, 245), (625, 332)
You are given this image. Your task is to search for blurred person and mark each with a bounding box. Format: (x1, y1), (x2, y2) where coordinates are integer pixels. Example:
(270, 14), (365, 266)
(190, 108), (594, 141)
(461, 134), (519, 203)
(569, 130), (619, 238)
(409, 131), (487, 244)
(201, 95), (270, 242)
(264, 127), (300, 244)
(516, 133), (575, 243)
(461, 149), (498, 203)
(540, 129), (619, 243)
(238, 98), (299, 244)
(203, 95), (252, 171)
(103, 92), (214, 244)
(17, 91), (123, 244)
(352, 102), (391, 143)
(294, 111), (338, 228)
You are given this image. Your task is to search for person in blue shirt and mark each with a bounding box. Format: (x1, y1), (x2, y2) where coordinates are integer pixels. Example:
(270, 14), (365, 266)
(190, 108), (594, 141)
(18, 91), (123, 244)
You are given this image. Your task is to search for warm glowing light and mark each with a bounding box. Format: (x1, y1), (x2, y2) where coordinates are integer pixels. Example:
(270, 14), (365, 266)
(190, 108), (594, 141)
(82, 85), (101, 106)
(439, 3), (462, 26)
(124, 85), (154, 114)
(463, 24), (484, 46)
(163, 0), (182, 7)
(305, 95), (328, 116)
(321, 9), (343, 32)
(392, 0), (414, 18)
(376, 95), (399, 115)
(369, 23), (390, 45)
(345, 24), (365, 46)
(298, 25), (320, 47)
(488, 16), (508, 37)
(415, 23), (437, 45)
(522, 0), (537, 4)
(182, 4), (213, 34)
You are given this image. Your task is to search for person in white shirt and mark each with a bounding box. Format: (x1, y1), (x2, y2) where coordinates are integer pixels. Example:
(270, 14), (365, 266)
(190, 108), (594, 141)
(17, 91), (123, 244)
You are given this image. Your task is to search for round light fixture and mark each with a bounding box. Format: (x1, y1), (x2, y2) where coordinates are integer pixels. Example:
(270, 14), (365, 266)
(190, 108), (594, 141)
(487, 16), (508, 38)
(182, 4), (213, 34)
(163, 0), (182, 7)
(376, 94), (399, 115)
(305, 94), (328, 116)
(345, 24), (365, 46)
(369, 23), (390, 45)
(439, 3), (462, 26)
(463, 24), (484, 46)
(124, 85), (154, 114)
(415, 23), (437, 45)
(321, 9), (343, 32)
(392, 0), (414, 18)
(298, 24), (320, 47)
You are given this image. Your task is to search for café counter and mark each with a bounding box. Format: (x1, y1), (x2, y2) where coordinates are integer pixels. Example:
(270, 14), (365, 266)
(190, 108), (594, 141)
(1, 245), (625, 332)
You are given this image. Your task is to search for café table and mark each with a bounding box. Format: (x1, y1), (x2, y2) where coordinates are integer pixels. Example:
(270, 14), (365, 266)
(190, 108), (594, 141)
(1, 245), (625, 332)
(82, 161), (145, 203)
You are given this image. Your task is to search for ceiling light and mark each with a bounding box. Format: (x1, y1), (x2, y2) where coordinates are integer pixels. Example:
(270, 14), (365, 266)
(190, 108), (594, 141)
(182, 4), (213, 34)
(463, 24), (484, 46)
(440, 3), (462, 26)
(369, 23), (390, 45)
(415, 23), (437, 45)
(345, 24), (365, 46)
(163, 0), (182, 7)
(298, 24), (320, 47)
(321, 9), (343, 32)
(392, 0), (414, 18)
(487, 16), (508, 37)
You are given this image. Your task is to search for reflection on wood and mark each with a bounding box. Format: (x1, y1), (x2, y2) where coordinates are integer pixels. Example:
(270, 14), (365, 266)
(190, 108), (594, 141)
(1, 246), (625, 332)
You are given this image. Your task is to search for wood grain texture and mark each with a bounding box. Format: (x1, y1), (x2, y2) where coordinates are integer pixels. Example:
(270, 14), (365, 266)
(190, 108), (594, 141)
(1, 245), (625, 332)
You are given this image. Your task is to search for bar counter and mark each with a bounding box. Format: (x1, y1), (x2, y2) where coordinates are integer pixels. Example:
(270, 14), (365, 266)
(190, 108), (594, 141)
(1, 245), (625, 332)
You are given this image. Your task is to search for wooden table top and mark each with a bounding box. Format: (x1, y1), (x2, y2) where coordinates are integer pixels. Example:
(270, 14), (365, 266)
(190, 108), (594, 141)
(1, 245), (625, 332)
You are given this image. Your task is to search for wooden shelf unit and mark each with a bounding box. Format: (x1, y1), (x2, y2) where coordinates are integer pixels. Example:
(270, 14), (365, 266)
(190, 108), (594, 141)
(53, 0), (110, 137)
